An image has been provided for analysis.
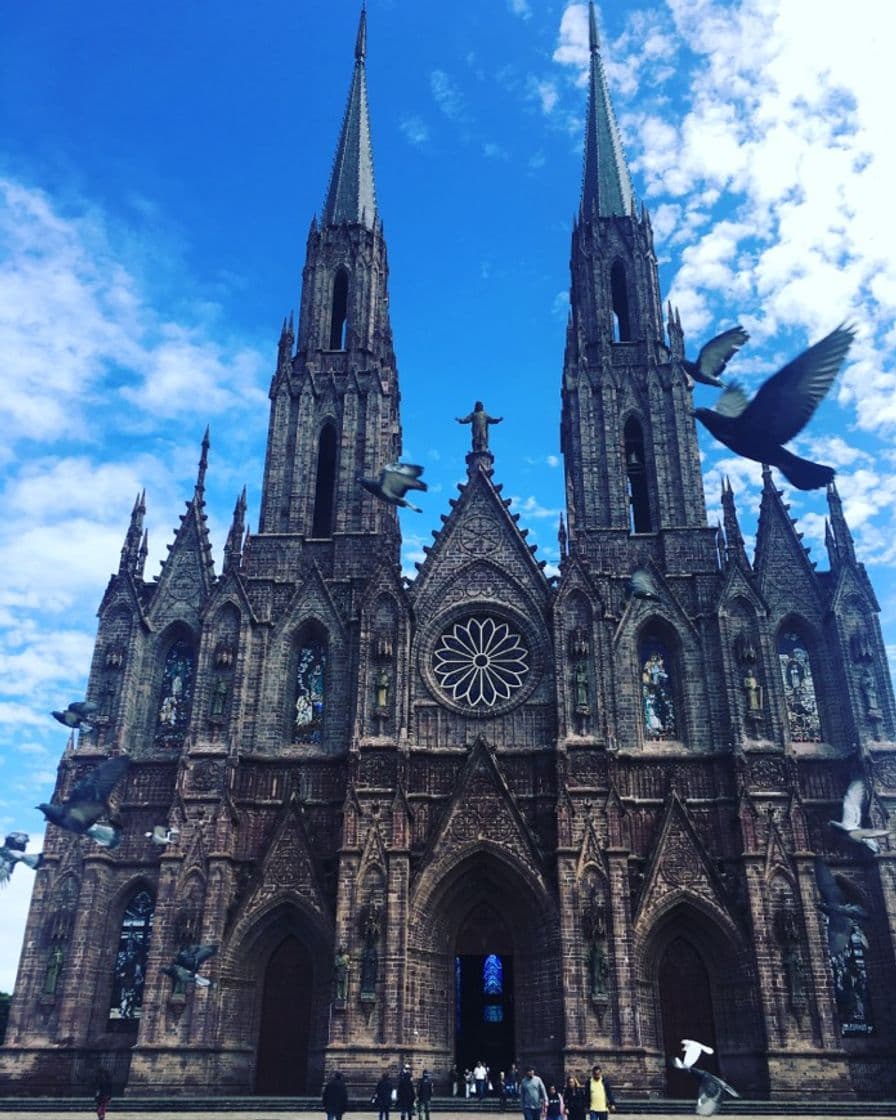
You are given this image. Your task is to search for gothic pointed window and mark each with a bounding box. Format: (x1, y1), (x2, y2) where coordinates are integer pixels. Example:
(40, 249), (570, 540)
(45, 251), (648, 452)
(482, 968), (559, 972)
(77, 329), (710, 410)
(312, 423), (338, 538)
(831, 926), (874, 1036)
(108, 888), (154, 1030)
(154, 635), (195, 747)
(329, 269), (349, 350)
(294, 627), (327, 744)
(778, 627), (822, 741)
(624, 417), (652, 533)
(640, 629), (678, 740)
(611, 260), (631, 342)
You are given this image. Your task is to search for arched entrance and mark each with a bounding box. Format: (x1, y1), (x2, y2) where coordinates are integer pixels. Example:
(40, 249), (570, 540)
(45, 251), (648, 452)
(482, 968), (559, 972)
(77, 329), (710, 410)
(409, 846), (561, 1081)
(455, 902), (515, 1076)
(255, 935), (312, 1093)
(658, 936), (718, 1097)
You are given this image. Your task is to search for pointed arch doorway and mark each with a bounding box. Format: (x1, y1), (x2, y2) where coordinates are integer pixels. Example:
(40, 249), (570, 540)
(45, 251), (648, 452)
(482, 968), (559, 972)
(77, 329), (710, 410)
(255, 935), (313, 1093)
(659, 935), (718, 1096)
(454, 901), (515, 1078)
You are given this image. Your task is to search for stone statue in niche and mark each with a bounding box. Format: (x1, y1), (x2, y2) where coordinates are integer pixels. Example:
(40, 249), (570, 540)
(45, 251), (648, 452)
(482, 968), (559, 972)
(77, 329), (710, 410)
(374, 666), (391, 713)
(743, 669), (763, 713)
(359, 901), (382, 1000)
(860, 666), (880, 715)
(210, 676), (229, 719)
(574, 659), (590, 712)
(775, 910), (807, 1015)
(333, 944), (350, 1002)
(582, 889), (609, 1003)
(43, 944), (64, 996)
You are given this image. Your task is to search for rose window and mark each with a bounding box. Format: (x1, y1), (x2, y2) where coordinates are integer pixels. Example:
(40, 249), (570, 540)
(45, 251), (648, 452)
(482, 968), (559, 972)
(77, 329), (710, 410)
(432, 616), (529, 709)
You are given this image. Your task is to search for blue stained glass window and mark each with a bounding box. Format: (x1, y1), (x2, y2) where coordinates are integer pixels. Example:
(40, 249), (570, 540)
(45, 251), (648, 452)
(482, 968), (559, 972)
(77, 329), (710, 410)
(482, 953), (503, 995)
(640, 635), (677, 740)
(108, 890), (154, 1025)
(778, 630), (821, 741)
(294, 638), (326, 743)
(832, 926), (874, 1035)
(483, 1004), (504, 1023)
(155, 639), (195, 746)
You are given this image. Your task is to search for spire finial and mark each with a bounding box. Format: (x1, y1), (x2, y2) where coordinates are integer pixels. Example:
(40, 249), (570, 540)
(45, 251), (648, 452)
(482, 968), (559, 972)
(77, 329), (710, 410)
(589, 0), (599, 54)
(196, 426), (210, 498)
(356, 4), (367, 61)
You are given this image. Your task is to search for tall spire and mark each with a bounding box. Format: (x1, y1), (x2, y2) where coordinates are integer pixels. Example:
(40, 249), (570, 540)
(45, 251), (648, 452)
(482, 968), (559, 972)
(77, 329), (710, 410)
(322, 6), (377, 229)
(825, 479), (857, 570)
(223, 486), (248, 575)
(118, 490), (146, 576)
(721, 477), (750, 570)
(580, 1), (634, 218)
(195, 426), (210, 500)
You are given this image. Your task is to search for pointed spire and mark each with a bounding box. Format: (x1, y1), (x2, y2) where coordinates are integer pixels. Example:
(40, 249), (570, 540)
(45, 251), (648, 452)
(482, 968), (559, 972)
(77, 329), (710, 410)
(137, 529), (149, 580)
(118, 490), (146, 576)
(826, 479), (856, 569)
(322, 6), (378, 229)
(278, 313), (294, 370)
(223, 486), (248, 575)
(195, 426), (210, 500)
(721, 477), (750, 569)
(558, 512), (568, 559)
(580, 1), (635, 218)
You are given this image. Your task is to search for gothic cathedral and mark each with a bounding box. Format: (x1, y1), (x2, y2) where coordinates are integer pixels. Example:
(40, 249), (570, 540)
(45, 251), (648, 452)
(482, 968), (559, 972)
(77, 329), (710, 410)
(3, 4), (895, 1102)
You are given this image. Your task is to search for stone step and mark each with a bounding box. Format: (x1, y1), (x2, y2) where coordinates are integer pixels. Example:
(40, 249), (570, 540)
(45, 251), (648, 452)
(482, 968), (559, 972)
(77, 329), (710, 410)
(0, 1100), (893, 1115)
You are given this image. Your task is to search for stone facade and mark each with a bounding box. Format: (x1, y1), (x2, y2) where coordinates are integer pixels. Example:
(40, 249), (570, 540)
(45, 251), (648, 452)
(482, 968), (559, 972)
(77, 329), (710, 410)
(2, 5), (895, 1103)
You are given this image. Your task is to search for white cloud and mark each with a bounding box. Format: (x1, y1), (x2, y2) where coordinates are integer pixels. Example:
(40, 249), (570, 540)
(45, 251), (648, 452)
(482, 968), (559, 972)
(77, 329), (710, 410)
(507, 0), (532, 20)
(553, 4), (589, 70)
(431, 70), (465, 120)
(400, 115), (430, 146)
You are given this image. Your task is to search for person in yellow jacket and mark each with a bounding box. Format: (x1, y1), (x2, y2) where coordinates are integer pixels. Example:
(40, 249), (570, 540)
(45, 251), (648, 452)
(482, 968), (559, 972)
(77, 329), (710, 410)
(587, 1065), (617, 1120)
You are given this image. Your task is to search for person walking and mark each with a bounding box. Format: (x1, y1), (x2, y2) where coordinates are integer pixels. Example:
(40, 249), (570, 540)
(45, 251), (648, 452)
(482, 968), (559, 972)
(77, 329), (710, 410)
(563, 1075), (586, 1120)
(473, 1060), (489, 1101)
(464, 1069), (475, 1099)
(546, 1083), (564, 1120)
(94, 1068), (112, 1120)
(416, 1069), (433, 1120)
(323, 1071), (349, 1120)
(397, 1064), (416, 1120)
(587, 1065), (617, 1120)
(449, 1065), (459, 1097)
(374, 1070), (394, 1120)
(518, 1065), (547, 1120)
(495, 1071), (507, 1110)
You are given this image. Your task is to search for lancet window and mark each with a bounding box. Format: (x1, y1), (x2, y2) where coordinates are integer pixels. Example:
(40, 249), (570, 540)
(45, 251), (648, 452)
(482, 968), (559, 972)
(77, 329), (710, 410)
(311, 423), (338, 538)
(294, 628), (327, 744)
(777, 628), (822, 741)
(640, 630), (678, 740)
(108, 889), (154, 1028)
(154, 636), (195, 747)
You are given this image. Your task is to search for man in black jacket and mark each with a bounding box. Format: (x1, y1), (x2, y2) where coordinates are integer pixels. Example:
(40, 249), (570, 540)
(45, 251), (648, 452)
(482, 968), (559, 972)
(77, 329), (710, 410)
(323, 1070), (349, 1120)
(416, 1070), (433, 1120)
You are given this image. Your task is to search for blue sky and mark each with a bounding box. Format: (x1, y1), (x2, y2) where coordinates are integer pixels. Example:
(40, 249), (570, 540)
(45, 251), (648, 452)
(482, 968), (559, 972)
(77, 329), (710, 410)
(1, 0), (894, 988)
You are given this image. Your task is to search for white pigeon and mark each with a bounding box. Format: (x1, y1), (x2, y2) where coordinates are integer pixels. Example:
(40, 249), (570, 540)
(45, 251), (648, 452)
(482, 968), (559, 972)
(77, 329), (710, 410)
(673, 1059), (740, 1116)
(680, 1039), (714, 1068)
(830, 779), (888, 853)
(145, 825), (180, 845)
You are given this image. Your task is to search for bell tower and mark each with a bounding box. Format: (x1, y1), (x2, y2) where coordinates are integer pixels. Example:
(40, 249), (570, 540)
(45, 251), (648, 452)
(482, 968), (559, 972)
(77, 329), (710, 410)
(560, 3), (711, 568)
(258, 7), (402, 574)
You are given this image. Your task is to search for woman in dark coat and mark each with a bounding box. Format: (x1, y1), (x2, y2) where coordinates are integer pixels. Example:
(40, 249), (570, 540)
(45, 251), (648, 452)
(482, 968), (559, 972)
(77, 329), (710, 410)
(396, 1066), (416, 1120)
(564, 1075), (586, 1120)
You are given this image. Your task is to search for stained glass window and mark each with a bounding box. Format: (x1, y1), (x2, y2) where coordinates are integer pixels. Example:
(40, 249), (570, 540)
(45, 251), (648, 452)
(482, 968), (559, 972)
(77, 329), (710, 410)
(778, 630), (822, 742)
(640, 635), (677, 739)
(155, 638), (195, 747)
(482, 953), (503, 995)
(108, 889), (154, 1026)
(483, 1004), (504, 1023)
(294, 637), (326, 743)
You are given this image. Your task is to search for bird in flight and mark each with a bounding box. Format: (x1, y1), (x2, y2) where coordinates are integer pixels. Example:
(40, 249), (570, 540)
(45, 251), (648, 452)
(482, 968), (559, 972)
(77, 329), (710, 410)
(672, 1056), (740, 1116)
(682, 325), (749, 388)
(626, 567), (662, 602)
(0, 833), (43, 887)
(679, 1039), (714, 1069)
(829, 778), (888, 853)
(161, 944), (218, 992)
(51, 700), (98, 732)
(813, 856), (869, 957)
(358, 462), (427, 512)
(36, 755), (130, 848)
(694, 324), (855, 490)
(145, 826), (180, 846)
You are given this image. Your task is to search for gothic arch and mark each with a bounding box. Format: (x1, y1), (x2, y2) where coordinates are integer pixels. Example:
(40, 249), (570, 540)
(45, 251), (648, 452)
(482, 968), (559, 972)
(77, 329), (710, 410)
(203, 601), (241, 725)
(222, 896), (331, 1094)
(290, 620), (329, 745)
(409, 845), (561, 1074)
(610, 259), (632, 342)
(311, 421), (338, 538)
(623, 415), (653, 532)
(329, 268), (349, 350)
(776, 616), (824, 743)
(636, 898), (768, 1097)
(92, 879), (156, 1041)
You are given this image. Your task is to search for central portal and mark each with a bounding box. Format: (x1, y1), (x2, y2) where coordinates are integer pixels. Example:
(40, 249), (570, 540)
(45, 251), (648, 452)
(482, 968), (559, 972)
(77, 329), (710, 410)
(454, 903), (515, 1080)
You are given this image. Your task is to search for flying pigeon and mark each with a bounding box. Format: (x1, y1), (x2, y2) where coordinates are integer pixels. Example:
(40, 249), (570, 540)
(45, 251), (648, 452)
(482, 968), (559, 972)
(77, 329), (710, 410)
(672, 1058), (740, 1116)
(680, 1039), (714, 1068)
(0, 832), (43, 887)
(814, 856), (869, 957)
(145, 826), (180, 846)
(626, 567), (661, 601)
(357, 462), (427, 512)
(51, 700), (98, 732)
(694, 324), (855, 490)
(36, 755), (130, 844)
(682, 326), (749, 388)
(829, 778), (888, 853)
(161, 943), (217, 991)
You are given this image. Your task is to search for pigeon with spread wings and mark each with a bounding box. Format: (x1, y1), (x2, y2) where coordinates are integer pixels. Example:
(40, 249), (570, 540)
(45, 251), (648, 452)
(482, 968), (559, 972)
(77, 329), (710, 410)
(830, 778), (888, 854)
(694, 324), (855, 490)
(672, 1057), (740, 1116)
(161, 943), (218, 992)
(36, 755), (130, 848)
(683, 325), (749, 388)
(814, 856), (869, 957)
(51, 700), (98, 732)
(0, 832), (43, 887)
(358, 462), (427, 512)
